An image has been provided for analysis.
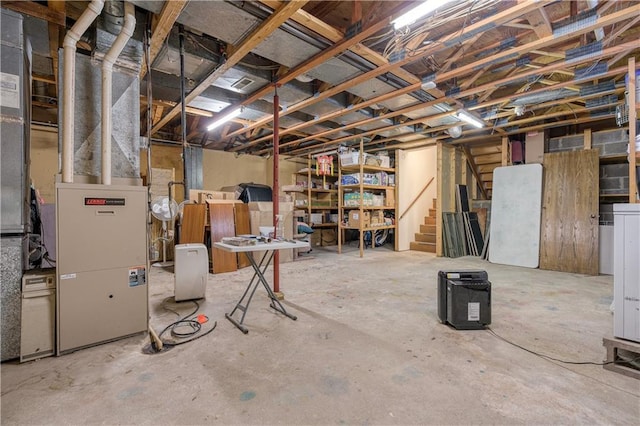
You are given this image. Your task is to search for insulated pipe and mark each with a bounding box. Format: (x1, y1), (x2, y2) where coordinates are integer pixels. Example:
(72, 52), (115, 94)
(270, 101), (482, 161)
(62, 0), (105, 183)
(101, 1), (136, 185)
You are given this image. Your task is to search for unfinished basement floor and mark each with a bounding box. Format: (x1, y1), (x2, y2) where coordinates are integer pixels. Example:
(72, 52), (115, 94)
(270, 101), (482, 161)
(2, 247), (639, 424)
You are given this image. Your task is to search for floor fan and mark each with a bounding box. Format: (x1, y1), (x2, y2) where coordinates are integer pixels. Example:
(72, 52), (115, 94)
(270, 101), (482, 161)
(151, 196), (178, 267)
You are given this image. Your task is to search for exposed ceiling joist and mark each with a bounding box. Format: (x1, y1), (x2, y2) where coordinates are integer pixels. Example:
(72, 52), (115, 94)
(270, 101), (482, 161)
(139, 0), (189, 79)
(151, 0), (310, 134)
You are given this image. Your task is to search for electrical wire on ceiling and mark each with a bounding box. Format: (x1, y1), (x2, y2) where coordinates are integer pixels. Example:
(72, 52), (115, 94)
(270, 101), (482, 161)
(185, 33), (281, 71)
(381, 0), (498, 62)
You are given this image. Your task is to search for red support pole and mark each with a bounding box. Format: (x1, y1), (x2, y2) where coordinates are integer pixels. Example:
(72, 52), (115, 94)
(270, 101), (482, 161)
(273, 88), (280, 293)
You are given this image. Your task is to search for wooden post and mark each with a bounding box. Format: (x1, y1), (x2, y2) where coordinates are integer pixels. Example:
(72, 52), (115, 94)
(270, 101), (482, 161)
(501, 136), (509, 166)
(629, 57), (637, 203)
(584, 128), (592, 150)
(436, 142), (444, 256)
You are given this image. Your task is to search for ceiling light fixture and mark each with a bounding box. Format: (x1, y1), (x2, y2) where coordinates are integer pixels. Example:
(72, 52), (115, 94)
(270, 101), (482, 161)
(391, 0), (457, 29)
(456, 110), (485, 128)
(421, 73), (437, 90)
(206, 108), (242, 131)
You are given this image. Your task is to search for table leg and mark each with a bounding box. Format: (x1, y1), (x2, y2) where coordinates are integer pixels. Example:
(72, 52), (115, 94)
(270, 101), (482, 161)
(225, 250), (273, 334)
(225, 250), (297, 334)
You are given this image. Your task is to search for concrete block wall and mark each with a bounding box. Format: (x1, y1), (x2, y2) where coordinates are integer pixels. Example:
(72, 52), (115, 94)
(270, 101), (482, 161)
(548, 129), (630, 196)
(548, 128), (629, 156)
(600, 163), (629, 195)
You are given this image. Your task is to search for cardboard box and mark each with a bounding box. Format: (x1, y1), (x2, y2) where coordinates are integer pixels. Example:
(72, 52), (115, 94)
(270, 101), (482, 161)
(348, 210), (370, 228)
(310, 230), (322, 247)
(321, 228), (337, 246)
(385, 188), (395, 207)
(190, 190), (236, 203)
(525, 131), (544, 164)
(370, 210), (384, 225)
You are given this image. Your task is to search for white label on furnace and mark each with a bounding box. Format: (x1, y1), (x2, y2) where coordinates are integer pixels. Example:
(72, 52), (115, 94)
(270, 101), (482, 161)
(468, 302), (480, 321)
(60, 273), (77, 280)
(447, 273), (460, 279)
(0, 72), (20, 108)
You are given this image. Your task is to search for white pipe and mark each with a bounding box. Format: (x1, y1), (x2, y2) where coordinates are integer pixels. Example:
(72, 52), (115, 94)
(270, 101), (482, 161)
(102, 1), (136, 185)
(61, 0), (105, 183)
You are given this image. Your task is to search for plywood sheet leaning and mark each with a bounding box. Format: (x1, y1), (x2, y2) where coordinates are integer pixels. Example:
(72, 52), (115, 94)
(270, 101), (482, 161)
(180, 203), (207, 244)
(539, 150), (599, 275)
(489, 164), (543, 268)
(234, 203), (251, 269)
(209, 203), (238, 274)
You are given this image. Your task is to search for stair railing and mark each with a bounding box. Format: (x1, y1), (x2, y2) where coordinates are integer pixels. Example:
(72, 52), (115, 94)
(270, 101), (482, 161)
(399, 176), (435, 221)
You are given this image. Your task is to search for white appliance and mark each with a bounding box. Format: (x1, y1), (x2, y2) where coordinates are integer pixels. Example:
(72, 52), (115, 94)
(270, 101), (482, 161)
(20, 269), (56, 362)
(174, 243), (208, 302)
(56, 183), (148, 354)
(613, 203), (640, 342)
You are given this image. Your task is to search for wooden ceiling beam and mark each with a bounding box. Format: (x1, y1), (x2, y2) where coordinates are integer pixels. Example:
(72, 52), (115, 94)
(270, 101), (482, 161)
(523, 7), (553, 38)
(225, 1), (557, 144)
(230, 82), (423, 149)
(2, 1), (65, 26)
(453, 40), (637, 101)
(435, 4), (640, 85)
(150, 0), (308, 134)
(262, 62), (627, 156)
(140, 0), (189, 79)
(140, 96), (213, 117)
(207, 3), (406, 145)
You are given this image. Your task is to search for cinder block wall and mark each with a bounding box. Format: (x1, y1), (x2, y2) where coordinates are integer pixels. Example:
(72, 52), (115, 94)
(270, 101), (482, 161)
(548, 128), (629, 195)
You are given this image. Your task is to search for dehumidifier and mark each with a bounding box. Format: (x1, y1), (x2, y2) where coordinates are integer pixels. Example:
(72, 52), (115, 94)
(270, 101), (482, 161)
(174, 244), (208, 302)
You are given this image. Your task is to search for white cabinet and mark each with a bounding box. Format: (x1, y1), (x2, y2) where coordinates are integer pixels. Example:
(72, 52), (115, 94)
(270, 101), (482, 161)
(613, 204), (640, 342)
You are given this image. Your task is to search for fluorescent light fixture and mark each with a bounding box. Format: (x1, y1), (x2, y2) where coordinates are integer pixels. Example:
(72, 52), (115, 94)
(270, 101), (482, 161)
(392, 0), (457, 29)
(421, 73), (437, 90)
(456, 110), (485, 128)
(206, 108), (242, 131)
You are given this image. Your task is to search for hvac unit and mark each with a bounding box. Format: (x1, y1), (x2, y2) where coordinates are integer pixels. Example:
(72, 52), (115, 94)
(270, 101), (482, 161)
(56, 184), (148, 355)
(438, 270), (491, 330)
(174, 243), (208, 302)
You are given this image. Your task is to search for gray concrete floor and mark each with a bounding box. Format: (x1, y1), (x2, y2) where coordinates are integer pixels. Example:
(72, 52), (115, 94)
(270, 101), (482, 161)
(2, 246), (639, 425)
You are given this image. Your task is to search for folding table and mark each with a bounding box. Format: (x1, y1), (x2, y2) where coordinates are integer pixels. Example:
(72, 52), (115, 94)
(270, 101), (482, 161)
(213, 240), (310, 333)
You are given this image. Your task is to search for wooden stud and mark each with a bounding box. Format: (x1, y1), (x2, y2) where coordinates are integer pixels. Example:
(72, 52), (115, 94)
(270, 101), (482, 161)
(584, 128), (592, 150)
(501, 137), (509, 166)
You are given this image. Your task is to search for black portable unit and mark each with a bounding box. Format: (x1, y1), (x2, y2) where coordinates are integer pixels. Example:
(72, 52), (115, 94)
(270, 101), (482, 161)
(437, 270), (491, 330)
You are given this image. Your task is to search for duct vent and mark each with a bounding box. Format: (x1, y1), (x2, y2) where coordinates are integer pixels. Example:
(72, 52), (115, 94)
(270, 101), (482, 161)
(590, 107), (615, 117)
(231, 77), (255, 91)
(579, 80), (615, 97)
(586, 94), (618, 108)
(553, 8), (598, 36)
(566, 41), (602, 63)
(575, 62), (608, 80)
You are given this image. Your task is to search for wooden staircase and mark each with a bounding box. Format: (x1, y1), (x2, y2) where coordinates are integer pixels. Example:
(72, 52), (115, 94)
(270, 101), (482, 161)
(410, 198), (437, 253)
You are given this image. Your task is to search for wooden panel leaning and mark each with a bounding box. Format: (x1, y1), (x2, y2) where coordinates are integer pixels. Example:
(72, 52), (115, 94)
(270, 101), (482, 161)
(180, 203), (207, 244)
(209, 203), (238, 274)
